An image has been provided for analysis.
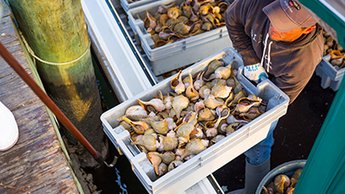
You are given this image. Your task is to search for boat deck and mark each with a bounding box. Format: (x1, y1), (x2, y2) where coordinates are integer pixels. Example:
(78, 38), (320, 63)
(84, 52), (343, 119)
(0, 3), (80, 193)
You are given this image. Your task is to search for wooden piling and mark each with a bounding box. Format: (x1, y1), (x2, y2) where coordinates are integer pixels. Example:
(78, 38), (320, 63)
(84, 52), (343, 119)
(0, 2), (81, 192)
(8, 0), (106, 167)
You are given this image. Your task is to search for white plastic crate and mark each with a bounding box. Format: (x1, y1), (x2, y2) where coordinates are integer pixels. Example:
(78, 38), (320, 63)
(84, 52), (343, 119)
(315, 58), (345, 91)
(120, 0), (158, 12)
(101, 48), (289, 194)
(127, 0), (232, 75)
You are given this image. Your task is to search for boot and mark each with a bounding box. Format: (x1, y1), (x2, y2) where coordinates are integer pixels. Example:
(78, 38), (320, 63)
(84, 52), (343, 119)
(0, 101), (19, 151)
(228, 158), (270, 194)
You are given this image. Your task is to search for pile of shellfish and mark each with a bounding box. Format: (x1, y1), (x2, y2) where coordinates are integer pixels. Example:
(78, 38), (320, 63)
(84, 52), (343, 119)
(143, 0), (229, 48)
(119, 58), (267, 177)
(323, 31), (345, 69)
(262, 168), (303, 194)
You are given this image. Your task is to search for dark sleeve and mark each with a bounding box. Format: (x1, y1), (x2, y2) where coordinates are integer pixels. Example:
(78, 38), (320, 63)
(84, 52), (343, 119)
(225, 0), (260, 66)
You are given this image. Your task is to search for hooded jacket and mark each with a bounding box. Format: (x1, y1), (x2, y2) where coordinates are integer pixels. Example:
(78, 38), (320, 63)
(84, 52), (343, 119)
(225, 0), (324, 103)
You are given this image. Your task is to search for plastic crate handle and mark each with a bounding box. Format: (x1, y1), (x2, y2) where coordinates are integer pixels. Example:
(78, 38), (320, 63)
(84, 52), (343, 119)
(112, 125), (141, 160)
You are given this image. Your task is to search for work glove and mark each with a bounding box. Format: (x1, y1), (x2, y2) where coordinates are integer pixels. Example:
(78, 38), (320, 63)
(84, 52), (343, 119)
(243, 63), (268, 83)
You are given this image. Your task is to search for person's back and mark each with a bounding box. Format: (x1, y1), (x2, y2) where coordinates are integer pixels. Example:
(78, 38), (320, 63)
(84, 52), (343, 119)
(225, 0), (323, 103)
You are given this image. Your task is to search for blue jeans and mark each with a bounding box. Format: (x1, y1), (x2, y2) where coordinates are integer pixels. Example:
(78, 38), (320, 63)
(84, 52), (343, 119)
(244, 120), (278, 165)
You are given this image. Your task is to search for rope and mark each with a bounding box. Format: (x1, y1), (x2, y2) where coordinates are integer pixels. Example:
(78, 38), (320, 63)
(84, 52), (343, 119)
(20, 33), (91, 65)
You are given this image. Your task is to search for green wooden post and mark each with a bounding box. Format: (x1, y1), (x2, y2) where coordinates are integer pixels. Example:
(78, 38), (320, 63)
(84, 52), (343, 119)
(8, 0), (106, 167)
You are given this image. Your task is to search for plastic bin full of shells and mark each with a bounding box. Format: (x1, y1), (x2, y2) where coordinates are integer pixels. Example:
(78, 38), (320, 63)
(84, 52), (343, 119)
(101, 48), (289, 193)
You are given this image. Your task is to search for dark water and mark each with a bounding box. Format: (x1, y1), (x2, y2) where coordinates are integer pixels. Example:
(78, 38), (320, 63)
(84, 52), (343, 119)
(84, 149), (147, 194)
(85, 51), (147, 194)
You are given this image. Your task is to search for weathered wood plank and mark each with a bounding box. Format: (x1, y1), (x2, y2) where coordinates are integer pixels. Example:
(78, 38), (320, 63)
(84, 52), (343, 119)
(0, 5), (79, 194)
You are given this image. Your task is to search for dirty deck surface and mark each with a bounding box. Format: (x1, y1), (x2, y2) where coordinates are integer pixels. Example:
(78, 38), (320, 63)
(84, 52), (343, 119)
(0, 4), (79, 194)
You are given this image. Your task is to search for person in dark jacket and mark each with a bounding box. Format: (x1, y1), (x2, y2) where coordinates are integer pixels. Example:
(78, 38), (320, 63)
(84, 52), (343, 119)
(225, 0), (323, 193)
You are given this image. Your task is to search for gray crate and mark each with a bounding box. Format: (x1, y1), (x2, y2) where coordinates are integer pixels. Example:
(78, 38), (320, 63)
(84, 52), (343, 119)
(315, 58), (345, 91)
(101, 48), (289, 194)
(120, 0), (158, 12)
(128, 0), (232, 75)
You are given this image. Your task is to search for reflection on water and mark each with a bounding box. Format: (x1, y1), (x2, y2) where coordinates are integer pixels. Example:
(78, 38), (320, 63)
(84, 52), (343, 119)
(115, 167), (128, 194)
